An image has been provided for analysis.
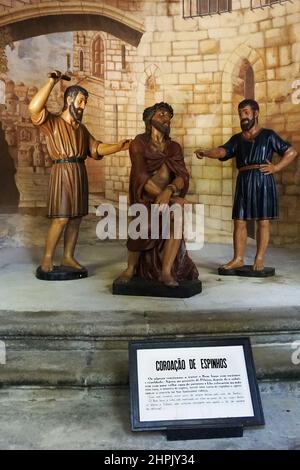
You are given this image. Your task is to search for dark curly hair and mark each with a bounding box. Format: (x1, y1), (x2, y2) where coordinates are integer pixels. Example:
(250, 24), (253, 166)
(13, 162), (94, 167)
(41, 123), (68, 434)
(62, 85), (89, 111)
(238, 99), (259, 112)
(143, 102), (174, 135)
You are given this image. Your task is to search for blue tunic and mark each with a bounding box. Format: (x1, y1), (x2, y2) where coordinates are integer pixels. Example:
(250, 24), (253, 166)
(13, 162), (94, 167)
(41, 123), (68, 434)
(219, 128), (291, 220)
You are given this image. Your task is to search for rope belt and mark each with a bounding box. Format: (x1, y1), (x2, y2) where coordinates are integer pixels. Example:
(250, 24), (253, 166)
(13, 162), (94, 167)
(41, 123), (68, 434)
(239, 164), (264, 173)
(53, 156), (86, 164)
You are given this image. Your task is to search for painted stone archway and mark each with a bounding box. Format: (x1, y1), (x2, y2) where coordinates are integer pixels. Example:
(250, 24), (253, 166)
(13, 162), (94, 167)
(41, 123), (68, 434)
(0, 2), (145, 211)
(222, 44), (266, 137)
(0, 1), (145, 47)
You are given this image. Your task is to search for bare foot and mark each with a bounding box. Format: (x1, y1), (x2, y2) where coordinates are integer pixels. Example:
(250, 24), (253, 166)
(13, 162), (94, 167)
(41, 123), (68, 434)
(116, 268), (135, 283)
(222, 258), (244, 270)
(159, 273), (179, 288)
(61, 256), (85, 270)
(253, 257), (264, 271)
(41, 256), (54, 273)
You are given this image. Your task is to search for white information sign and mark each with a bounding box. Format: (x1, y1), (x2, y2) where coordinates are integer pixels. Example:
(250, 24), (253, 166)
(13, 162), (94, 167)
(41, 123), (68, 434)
(137, 345), (254, 422)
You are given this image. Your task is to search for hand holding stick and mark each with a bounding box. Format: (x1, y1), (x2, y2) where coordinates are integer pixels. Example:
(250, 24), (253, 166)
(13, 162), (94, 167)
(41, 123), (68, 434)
(48, 70), (71, 84)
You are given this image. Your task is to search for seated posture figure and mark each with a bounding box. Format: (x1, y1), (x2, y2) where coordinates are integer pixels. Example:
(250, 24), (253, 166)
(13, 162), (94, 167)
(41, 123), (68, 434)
(119, 102), (199, 287)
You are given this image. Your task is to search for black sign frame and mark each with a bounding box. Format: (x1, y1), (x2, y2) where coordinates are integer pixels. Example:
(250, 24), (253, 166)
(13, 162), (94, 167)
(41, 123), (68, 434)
(129, 337), (264, 438)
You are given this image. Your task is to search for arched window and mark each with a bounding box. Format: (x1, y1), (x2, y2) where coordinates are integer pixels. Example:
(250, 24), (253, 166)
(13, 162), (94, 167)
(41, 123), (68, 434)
(233, 59), (255, 99)
(92, 36), (104, 79)
(79, 50), (84, 72)
(145, 75), (156, 108)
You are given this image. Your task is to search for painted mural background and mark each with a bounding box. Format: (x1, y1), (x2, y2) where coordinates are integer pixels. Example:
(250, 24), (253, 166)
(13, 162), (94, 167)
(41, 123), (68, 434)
(0, 0), (299, 245)
(0, 30), (109, 213)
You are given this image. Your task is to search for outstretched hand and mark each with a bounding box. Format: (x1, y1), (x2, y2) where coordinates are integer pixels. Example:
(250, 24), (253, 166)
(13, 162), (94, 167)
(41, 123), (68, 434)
(194, 149), (206, 159)
(260, 160), (278, 175)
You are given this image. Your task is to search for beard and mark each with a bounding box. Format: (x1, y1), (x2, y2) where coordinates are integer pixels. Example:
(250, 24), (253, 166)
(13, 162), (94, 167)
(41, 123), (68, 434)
(240, 115), (256, 131)
(70, 103), (83, 123)
(151, 118), (170, 137)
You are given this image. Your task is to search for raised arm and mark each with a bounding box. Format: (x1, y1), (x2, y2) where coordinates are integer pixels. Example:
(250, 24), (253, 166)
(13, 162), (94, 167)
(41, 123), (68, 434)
(28, 70), (61, 115)
(194, 147), (226, 159)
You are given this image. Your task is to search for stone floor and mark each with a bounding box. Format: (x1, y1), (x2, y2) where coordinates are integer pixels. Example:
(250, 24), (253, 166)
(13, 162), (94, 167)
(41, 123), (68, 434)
(0, 240), (299, 314)
(0, 382), (299, 450)
(0, 215), (299, 450)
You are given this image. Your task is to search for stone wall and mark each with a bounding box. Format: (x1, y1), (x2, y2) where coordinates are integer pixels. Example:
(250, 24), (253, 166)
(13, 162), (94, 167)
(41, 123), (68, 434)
(73, 29), (137, 201)
(101, 0), (300, 245)
(0, 0), (299, 244)
(102, 34), (138, 202)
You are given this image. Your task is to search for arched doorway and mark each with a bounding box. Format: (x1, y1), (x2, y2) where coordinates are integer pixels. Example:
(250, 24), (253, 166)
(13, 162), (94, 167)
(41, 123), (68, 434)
(145, 74), (157, 108)
(79, 50), (84, 72)
(222, 45), (266, 240)
(0, 122), (20, 213)
(232, 58), (255, 129)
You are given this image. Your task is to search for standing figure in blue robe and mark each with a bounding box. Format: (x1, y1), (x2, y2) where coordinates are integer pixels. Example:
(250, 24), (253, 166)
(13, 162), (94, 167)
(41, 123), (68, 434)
(195, 99), (298, 271)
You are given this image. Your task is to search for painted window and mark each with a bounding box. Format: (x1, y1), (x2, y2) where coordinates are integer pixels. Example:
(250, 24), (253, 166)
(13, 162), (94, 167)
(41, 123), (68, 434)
(122, 45), (126, 70)
(92, 36), (104, 79)
(79, 50), (84, 72)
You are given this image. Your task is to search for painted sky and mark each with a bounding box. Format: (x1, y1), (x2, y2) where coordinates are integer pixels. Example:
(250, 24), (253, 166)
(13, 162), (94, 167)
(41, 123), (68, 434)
(5, 32), (73, 86)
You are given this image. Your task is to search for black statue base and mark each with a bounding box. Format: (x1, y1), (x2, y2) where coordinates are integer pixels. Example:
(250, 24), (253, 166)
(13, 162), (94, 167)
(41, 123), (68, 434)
(112, 276), (202, 298)
(36, 265), (88, 281)
(218, 265), (275, 278)
(166, 426), (243, 441)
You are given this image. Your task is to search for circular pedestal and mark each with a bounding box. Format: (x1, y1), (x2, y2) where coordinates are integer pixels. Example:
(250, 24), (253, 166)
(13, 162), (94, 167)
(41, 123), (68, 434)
(36, 265), (88, 281)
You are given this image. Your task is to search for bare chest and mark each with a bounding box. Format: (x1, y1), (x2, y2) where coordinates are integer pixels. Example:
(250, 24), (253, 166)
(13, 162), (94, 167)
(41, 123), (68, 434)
(151, 163), (171, 189)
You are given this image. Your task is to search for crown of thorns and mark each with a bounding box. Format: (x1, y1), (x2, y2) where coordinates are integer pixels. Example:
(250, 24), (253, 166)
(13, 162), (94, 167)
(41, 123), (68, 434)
(143, 102), (174, 122)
